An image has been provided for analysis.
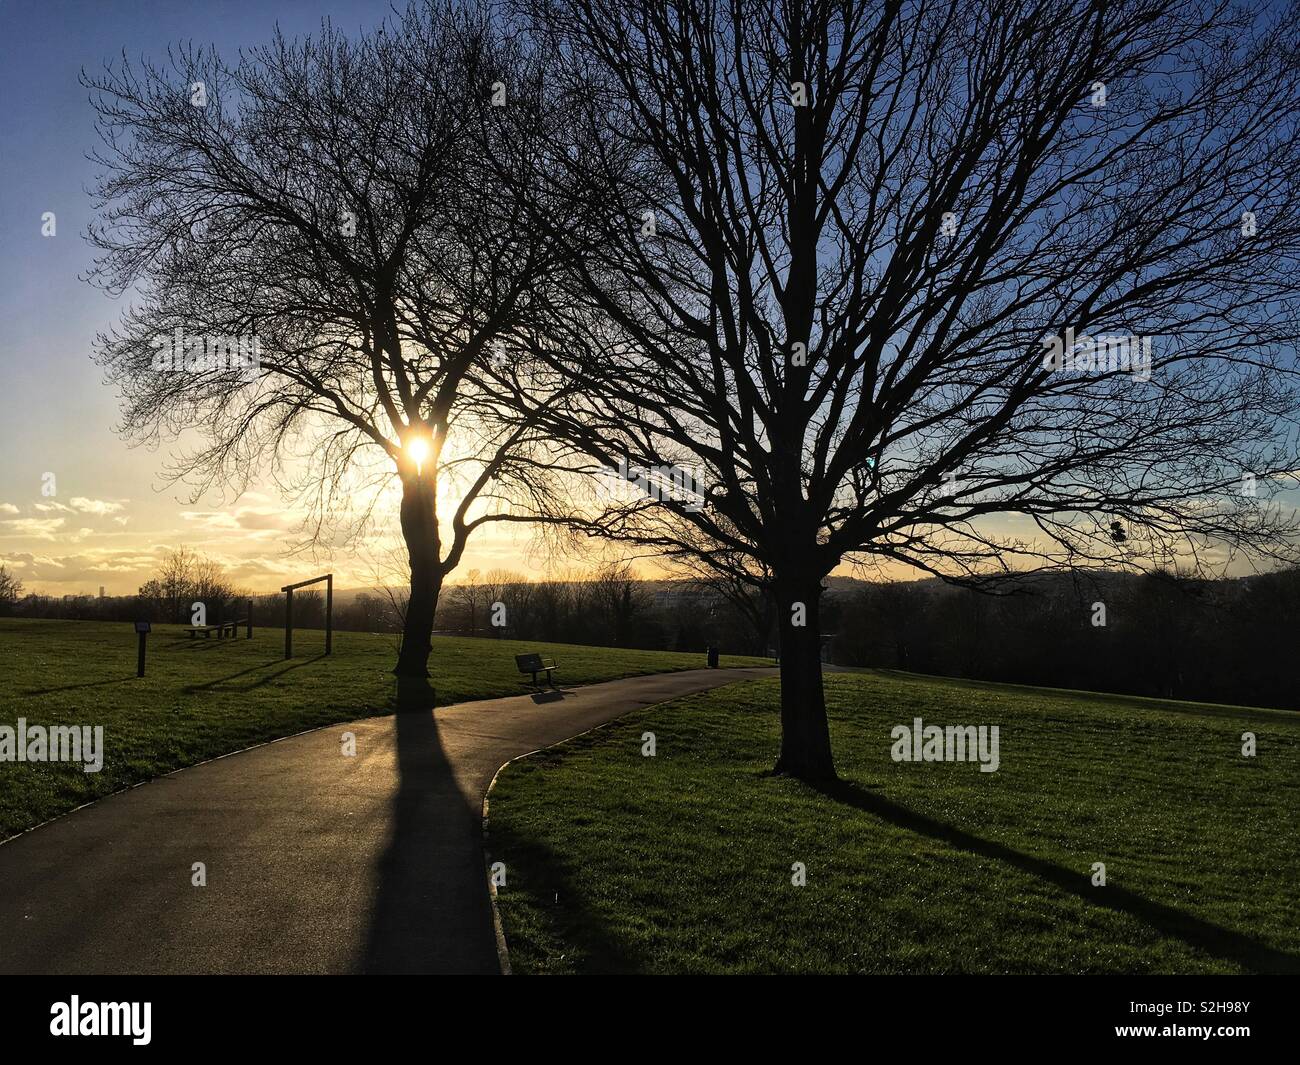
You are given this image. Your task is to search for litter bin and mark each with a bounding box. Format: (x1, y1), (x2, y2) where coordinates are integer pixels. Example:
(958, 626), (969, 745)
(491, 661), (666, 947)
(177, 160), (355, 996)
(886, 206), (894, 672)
(706, 646), (719, 669)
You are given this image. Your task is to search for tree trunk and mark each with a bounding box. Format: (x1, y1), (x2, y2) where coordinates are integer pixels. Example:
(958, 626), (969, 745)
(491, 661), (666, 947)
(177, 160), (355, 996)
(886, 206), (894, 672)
(773, 579), (837, 782)
(394, 468), (441, 678)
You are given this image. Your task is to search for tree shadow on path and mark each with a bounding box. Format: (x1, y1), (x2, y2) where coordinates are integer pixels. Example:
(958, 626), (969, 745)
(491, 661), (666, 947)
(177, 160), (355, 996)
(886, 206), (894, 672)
(360, 677), (500, 974)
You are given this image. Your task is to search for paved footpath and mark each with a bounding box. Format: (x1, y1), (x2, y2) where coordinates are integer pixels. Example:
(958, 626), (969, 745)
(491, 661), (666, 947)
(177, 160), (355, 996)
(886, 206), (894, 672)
(0, 667), (776, 975)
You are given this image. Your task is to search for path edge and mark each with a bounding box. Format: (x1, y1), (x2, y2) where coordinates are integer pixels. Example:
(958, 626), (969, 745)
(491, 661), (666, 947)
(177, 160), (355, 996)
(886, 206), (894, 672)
(479, 669), (776, 976)
(481, 765), (514, 976)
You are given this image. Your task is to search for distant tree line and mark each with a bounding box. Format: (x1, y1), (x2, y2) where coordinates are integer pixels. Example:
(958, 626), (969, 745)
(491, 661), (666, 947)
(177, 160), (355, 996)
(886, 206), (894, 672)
(8, 549), (1296, 710)
(0, 554), (766, 655)
(136, 547), (242, 624)
(831, 568), (1300, 711)
(433, 565), (757, 652)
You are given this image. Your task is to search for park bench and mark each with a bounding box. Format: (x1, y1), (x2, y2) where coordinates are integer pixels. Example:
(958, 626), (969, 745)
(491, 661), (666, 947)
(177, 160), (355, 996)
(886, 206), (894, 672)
(188, 618), (247, 639)
(515, 652), (559, 686)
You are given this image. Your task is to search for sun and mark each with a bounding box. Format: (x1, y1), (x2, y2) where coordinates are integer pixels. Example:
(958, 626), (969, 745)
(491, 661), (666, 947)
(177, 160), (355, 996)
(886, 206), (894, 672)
(404, 433), (431, 474)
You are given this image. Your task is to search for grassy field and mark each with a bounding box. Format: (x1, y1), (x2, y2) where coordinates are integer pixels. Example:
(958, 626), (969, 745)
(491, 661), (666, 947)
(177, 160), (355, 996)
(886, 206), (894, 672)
(488, 670), (1300, 974)
(0, 617), (766, 841)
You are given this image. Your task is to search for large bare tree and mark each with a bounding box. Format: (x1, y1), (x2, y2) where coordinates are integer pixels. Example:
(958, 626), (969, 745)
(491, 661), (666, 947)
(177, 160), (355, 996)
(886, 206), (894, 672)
(86, 2), (574, 678)
(510, 0), (1300, 779)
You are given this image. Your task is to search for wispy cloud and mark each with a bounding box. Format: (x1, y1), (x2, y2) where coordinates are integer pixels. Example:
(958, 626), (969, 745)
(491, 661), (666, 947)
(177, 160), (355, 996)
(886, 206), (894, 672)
(0, 517), (66, 539)
(68, 497), (126, 516)
(180, 503), (294, 535)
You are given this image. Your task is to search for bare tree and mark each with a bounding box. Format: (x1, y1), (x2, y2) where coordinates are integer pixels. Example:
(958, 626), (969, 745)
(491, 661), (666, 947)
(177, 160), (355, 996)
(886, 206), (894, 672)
(447, 568), (485, 636)
(85, 1), (576, 679)
(686, 561), (777, 657)
(160, 546), (199, 623)
(482, 568), (529, 637)
(191, 554), (241, 618)
(0, 565), (23, 615)
(512, 0), (1300, 779)
(136, 547), (240, 622)
(588, 561), (652, 646)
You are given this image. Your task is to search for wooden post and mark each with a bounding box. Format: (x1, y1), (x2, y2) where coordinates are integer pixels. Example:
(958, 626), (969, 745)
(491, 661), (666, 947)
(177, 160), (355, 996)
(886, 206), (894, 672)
(285, 589), (293, 660)
(280, 574), (331, 659)
(325, 574), (333, 656)
(246, 598), (253, 639)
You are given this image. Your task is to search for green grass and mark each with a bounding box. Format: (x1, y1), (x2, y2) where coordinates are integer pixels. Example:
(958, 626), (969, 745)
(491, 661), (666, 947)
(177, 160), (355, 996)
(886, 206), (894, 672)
(0, 617), (766, 841)
(488, 670), (1300, 974)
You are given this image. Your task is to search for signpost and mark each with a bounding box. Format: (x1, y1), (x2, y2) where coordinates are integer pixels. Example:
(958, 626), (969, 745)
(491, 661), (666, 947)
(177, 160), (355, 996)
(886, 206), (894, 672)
(134, 620), (151, 677)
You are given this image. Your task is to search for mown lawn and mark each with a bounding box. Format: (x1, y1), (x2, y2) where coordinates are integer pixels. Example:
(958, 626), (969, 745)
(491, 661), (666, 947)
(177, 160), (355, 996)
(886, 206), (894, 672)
(0, 617), (766, 840)
(488, 670), (1300, 974)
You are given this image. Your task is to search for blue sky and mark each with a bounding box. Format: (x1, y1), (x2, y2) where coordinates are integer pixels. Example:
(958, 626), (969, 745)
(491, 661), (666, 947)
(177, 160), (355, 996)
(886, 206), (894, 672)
(0, 1), (546, 594)
(0, 1), (1289, 596)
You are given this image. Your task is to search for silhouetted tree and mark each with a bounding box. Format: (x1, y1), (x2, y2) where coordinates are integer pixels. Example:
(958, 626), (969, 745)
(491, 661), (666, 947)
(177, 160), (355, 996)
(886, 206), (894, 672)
(85, 1), (578, 679)
(511, 0), (1300, 779)
(0, 565), (23, 615)
(138, 547), (240, 623)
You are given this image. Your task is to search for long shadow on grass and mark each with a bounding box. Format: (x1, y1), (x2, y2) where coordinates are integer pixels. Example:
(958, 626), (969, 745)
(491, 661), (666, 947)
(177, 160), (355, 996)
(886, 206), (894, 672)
(359, 678), (501, 974)
(22, 676), (136, 695)
(818, 779), (1300, 974)
(484, 823), (643, 974)
(864, 669), (1296, 721)
(180, 654), (325, 693)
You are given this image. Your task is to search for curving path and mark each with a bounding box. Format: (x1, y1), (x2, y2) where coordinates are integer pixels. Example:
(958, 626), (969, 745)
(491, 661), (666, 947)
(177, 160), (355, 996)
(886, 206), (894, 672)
(0, 666), (776, 975)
